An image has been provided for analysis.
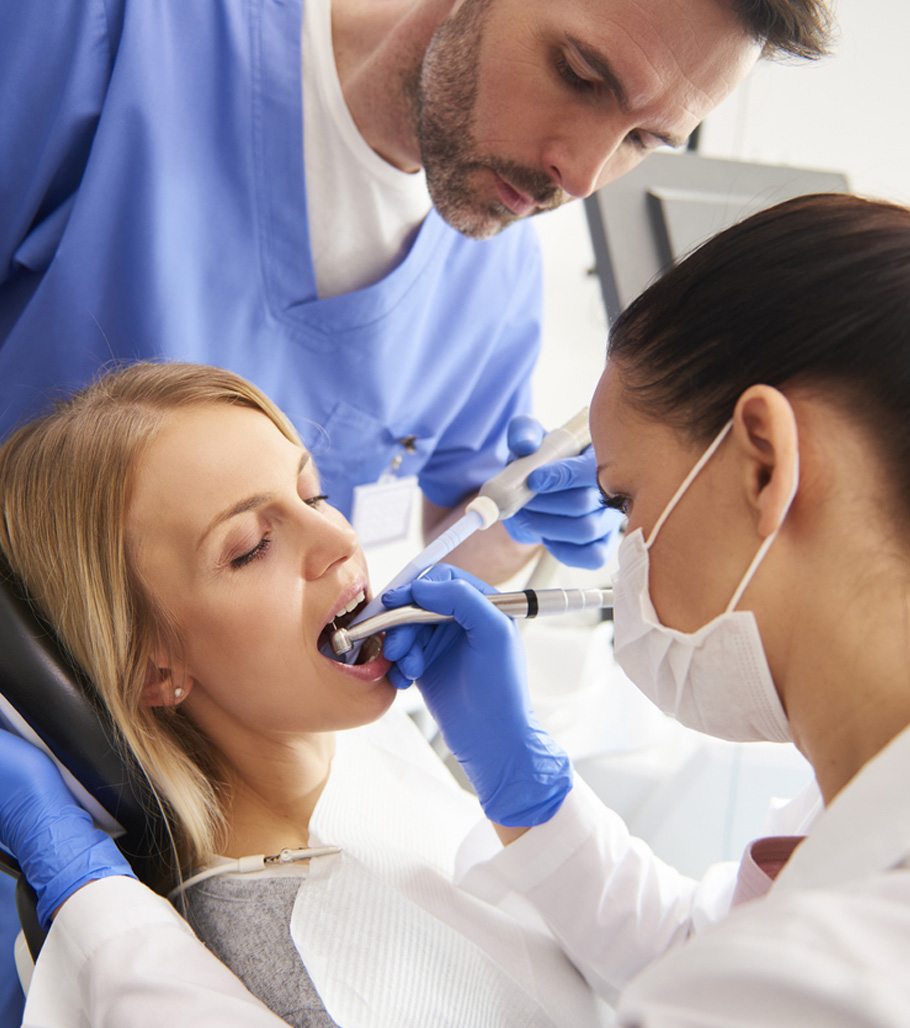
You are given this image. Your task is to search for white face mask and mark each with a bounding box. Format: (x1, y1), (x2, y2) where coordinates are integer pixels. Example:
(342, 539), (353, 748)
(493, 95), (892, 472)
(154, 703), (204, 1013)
(611, 420), (796, 744)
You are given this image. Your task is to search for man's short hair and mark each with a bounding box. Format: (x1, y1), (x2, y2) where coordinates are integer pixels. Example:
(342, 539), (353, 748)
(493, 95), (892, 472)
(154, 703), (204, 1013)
(727, 0), (835, 59)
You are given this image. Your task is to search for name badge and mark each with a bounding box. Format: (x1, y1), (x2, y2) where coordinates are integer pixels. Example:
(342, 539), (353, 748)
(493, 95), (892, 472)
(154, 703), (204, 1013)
(351, 475), (419, 547)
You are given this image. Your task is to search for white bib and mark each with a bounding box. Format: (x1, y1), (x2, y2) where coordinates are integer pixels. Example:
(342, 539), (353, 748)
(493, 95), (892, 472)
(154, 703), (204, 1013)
(290, 709), (611, 1027)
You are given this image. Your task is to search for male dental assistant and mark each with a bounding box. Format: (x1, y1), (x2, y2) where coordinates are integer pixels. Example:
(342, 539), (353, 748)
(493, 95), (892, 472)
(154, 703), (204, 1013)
(0, 0), (832, 1023)
(0, 0), (770, 581)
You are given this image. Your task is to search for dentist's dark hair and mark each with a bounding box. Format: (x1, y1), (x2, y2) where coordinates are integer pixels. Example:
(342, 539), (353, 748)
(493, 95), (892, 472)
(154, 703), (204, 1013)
(607, 193), (910, 505)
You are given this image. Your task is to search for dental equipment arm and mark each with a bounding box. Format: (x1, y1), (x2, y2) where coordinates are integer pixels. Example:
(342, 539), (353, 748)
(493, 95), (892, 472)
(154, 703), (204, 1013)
(382, 565), (573, 828)
(332, 587), (611, 654)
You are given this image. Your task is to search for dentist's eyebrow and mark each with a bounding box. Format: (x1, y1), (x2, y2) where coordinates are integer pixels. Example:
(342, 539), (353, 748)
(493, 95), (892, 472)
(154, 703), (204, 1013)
(197, 451), (310, 548)
(566, 35), (688, 150)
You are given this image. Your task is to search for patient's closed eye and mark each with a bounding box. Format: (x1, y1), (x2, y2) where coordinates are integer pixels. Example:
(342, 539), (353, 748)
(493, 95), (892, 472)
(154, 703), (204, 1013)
(231, 537), (271, 569)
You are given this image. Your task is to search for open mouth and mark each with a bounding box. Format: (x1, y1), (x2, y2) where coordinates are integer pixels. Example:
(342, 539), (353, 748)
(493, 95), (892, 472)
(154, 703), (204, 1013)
(318, 591), (384, 666)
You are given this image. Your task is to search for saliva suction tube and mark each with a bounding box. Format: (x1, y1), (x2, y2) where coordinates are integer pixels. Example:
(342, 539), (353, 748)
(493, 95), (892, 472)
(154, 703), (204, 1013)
(325, 409), (591, 665)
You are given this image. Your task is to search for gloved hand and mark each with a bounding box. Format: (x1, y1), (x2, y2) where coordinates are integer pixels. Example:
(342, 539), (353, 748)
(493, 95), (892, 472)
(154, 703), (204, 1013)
(502, 414), (623, 570)
(382, 565), (572, 827)
(0, 730), (135, 928)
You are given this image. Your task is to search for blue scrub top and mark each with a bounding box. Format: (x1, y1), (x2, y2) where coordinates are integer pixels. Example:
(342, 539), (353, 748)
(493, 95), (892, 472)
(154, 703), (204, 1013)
(0, 0), (542, 518)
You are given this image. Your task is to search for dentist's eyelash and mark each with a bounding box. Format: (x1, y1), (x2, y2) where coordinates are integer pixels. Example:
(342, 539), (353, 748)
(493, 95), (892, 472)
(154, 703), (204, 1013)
(305, 494), (328, 508)
(599, 492), (630, 515)
(231, 537), (271, 569)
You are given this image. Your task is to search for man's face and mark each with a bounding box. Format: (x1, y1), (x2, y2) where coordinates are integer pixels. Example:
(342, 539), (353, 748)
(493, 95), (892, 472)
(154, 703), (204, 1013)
(416, 0), (760, 238)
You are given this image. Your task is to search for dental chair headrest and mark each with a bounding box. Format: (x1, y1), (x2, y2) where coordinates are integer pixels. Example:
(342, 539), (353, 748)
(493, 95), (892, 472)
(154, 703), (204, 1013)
(0, 554), (168, 891)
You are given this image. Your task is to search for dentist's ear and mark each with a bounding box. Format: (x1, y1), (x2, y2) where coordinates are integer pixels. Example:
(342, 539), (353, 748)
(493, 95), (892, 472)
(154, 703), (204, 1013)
(732, 385), (799, 539)
(141, 659), (193, 708)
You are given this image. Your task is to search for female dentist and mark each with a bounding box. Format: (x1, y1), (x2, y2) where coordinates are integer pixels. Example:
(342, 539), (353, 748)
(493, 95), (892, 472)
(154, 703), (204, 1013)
(384, 192), (910, 1025)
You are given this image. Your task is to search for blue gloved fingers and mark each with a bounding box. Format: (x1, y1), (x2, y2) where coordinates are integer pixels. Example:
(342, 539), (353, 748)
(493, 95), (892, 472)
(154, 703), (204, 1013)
(383, 564), (497, 611)
(388, 662), (415, 691)
(512, 485), (604, 517)
(505, 505), (621, 546)
(383, 622), (435, 682)
(526, 447), (597, 494)
(380, 620), (421, 661)
(383, 565), (499, 681)
(407, 574), (514, 649)
(507, 414), (545, 458)
(538, 536), (616, 571)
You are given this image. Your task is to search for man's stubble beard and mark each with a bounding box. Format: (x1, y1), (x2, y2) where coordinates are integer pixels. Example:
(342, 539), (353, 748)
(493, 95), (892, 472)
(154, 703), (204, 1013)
(407, 0), (564, 239)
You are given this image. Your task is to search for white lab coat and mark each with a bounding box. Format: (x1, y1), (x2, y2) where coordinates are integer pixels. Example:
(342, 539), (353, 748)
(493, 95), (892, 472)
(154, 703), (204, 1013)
(23, 724), (910, 1027)
(460, 721), (910, 1026)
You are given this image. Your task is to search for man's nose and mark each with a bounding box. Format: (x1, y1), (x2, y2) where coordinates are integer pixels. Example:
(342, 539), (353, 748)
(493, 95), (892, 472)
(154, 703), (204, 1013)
(541, 119), (627, 199)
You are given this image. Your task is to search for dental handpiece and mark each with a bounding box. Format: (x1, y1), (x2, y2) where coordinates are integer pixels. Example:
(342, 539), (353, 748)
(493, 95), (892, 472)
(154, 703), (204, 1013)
(331, 586), (612, 655)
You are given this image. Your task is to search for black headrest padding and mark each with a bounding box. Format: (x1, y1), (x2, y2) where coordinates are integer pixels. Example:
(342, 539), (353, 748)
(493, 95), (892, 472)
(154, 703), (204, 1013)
(0, 555), (168, 890)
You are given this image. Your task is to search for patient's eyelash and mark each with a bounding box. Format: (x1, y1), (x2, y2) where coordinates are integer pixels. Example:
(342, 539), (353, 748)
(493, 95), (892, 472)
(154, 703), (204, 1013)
(231, 537), (271, 569)
(230, 495), (328, 569)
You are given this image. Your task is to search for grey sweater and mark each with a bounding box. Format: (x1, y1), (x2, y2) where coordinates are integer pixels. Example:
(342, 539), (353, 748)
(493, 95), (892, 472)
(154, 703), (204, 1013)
(183, 874), (338, 1027)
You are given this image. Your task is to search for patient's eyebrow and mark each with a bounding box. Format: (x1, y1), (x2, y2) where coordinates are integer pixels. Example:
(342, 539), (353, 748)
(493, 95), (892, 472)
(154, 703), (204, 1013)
(197, 452), (310, 549)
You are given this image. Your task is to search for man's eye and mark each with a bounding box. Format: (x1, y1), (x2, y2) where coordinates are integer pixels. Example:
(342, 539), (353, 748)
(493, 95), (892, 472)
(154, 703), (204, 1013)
(555, 53), (596, 94)
(231, 537), (271, 569)
(304, 494), (329, 509)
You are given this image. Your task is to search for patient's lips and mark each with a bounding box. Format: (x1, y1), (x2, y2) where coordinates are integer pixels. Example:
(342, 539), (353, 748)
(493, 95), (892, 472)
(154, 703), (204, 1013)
(318, 584), (392, 681)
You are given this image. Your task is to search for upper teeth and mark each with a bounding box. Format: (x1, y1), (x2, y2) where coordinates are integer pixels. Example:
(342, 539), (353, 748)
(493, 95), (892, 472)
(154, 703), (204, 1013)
(334, 590), (364, 620)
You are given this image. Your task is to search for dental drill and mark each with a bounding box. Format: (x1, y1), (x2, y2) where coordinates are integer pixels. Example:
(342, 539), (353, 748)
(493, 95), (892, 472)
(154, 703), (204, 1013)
(331, 587), (613, 656)
(335, 409), (592, 663)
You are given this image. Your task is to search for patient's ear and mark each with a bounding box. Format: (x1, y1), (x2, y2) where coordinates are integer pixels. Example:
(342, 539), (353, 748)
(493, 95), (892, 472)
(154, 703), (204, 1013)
(142, 659), (192, 707)
(732, 385), (799, 539)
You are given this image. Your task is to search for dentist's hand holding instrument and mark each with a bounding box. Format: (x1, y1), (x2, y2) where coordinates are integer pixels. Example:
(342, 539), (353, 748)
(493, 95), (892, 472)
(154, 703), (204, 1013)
(501, 415), (623, 571)
(382, 565), (573, 829)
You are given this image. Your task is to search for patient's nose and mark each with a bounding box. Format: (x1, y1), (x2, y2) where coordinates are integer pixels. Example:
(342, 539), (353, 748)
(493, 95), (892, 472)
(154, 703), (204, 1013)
(301, 505), (359, 580)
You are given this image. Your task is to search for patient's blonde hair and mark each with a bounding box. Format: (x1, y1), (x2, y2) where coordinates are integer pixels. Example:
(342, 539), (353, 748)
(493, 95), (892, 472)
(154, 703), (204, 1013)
(0, 362), (303, 875)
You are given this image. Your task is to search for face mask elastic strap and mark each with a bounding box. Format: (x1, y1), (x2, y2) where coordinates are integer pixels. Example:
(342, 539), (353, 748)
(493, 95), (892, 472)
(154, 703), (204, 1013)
(646, 421), (733, 549)
(726, 529), (778, 613)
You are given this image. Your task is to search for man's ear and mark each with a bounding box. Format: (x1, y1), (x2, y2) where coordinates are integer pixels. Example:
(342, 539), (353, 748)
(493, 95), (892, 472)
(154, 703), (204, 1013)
(141, 657), (192, 708)
(731, 385), (799, 539)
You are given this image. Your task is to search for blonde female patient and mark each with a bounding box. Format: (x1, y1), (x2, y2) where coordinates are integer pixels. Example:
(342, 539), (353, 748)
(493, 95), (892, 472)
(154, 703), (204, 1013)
(0, 363), (608, 1028)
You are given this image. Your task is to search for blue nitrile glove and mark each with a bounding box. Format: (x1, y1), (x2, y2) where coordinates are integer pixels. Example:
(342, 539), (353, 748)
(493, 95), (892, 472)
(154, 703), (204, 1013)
(382, 565), (572, 827)
(0, 731), (135, 928)
(503, 414), (623, 570)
